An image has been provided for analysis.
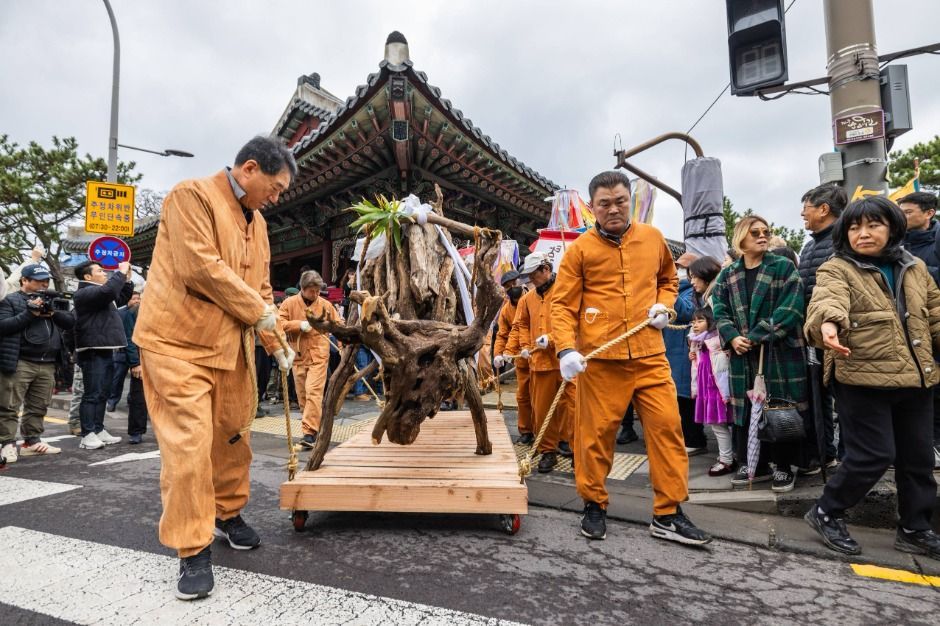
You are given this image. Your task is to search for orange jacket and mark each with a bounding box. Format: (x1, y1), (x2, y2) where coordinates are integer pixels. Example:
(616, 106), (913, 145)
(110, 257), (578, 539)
(135, 170), (279, 370)
(551, 225), (678, 360)
(506, 284), (560, 372)
(493, 298), (528, 369)
(278, 294), (338, 365)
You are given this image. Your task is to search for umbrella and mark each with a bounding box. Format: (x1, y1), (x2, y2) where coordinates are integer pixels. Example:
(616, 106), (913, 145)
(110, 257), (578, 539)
(745, 346), (767, 481)
(807, 347), (828, 481)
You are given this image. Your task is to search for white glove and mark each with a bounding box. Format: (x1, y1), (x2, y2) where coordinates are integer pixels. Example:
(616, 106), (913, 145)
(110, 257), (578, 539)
(520, 349), (532, 360)
(273, 346), (296, 372)
(300, 321), (312, 333)
(535, 334), (550, 349)
(255, 304), (278, 332)
(493, 354), (507, 368)
(648, 303), (669, 330)
(559, 351), (587, 381)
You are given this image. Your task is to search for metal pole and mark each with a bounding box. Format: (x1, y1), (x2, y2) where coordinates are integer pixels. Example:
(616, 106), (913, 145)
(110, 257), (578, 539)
(103, 0), (120, 183)
(824, 0), (887, 199)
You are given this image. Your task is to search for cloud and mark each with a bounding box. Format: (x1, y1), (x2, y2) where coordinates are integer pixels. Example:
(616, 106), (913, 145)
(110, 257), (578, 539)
(2, 0), (938, 244)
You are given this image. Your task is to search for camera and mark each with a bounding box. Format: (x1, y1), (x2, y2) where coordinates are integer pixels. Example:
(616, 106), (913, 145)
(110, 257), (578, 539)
(27, 290), (70, 314)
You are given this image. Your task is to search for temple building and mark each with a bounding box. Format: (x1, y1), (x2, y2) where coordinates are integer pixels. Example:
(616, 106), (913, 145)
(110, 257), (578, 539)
(127, 32), (559, 288)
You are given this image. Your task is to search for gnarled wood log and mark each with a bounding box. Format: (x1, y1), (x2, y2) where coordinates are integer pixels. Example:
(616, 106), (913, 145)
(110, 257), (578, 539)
(303, 186), (503, 471)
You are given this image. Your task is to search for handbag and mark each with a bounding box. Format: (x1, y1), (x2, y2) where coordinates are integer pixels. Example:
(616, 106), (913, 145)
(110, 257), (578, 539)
(755, 344), (806, 443)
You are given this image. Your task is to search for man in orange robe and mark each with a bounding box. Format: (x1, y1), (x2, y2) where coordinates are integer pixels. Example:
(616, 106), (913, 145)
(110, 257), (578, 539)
(551, 170), (711, 545)
(506, 252), (575, 473)
(278, 269), (339, 448)
(135, 136), (296, 600)
(492, 270), (533, 444)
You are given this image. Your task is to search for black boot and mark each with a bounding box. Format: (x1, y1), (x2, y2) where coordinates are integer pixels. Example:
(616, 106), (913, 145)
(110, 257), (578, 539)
(804, 506), (860, 555)
(616, 426), (638, 445)
(537, 451), (557, 473)
(557, 440), (574, 458)
(516, 432), (534, 446)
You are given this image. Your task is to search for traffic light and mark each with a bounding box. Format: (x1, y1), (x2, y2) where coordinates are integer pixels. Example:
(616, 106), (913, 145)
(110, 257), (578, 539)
(726, 0), (788, 95)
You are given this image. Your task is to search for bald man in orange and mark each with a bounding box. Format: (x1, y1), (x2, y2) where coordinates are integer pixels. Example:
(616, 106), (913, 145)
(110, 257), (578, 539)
(506, 251), (575, 473)
(135, 136), (296, 600)
(492, 270), (533, 444)
(551, 170), (711, 545)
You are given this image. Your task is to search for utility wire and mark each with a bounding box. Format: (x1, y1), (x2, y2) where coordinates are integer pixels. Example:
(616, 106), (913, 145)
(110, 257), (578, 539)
(684, 0), (799, 162)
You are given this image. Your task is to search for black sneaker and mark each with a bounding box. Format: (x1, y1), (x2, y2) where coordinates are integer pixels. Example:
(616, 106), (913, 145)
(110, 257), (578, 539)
(557, 441), (574, 458)
(803, 506), (860, 555)
(731, 465), (772, 487)
(176, 546), (213, 600)
(616, 427), (638, 445)
(214, 515), (261, 550)
(299, 433), (317, 449)
(650, 506), (712, 546)
(580, 502), (607, 540)
(537, 451), (558, 473)
(517, 432), (534, 446)
(771, 469), (796, 493)
(895, 528), (940, 560)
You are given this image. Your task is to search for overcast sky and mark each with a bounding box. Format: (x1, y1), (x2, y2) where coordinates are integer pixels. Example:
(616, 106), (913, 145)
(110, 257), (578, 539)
(2, 0), (938, 243)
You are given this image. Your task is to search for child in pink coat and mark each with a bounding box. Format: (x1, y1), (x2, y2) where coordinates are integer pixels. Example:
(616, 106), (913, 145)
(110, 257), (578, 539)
(689, 308), (735, 476)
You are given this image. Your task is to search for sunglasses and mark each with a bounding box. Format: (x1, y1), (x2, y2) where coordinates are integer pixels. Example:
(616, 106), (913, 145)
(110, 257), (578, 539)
(749, 228), (770, 238)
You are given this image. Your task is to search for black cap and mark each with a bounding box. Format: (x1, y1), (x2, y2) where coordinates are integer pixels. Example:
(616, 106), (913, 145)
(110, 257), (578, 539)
(386, 31), (407, 45)
(500, 270), (520, 286)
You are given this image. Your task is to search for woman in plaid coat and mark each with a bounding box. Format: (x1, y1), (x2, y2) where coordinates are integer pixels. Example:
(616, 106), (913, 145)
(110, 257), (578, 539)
(712, 215), (808, 492)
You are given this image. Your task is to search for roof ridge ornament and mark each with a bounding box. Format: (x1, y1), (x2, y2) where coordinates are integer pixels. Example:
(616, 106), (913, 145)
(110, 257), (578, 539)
(384, 31), (410, 68)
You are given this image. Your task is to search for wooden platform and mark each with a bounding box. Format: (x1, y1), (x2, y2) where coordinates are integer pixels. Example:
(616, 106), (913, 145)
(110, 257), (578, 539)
(280, 410), (528, 515)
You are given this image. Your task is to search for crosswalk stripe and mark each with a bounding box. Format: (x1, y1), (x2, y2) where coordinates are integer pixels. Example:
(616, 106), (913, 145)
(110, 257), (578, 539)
(16, 434), (76, 444)
(88, 450), (160, 466)
(0, 526), (522, 625)
(0, 477), (82, 507)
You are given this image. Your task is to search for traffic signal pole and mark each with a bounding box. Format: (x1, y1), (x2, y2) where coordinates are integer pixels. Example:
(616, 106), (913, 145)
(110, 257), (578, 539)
(824, 0), (887, 199)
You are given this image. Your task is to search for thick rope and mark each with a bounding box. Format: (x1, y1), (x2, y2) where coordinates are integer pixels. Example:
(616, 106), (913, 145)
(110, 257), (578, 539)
(517, 308), (676, 481)
(234, 328), (299, 480)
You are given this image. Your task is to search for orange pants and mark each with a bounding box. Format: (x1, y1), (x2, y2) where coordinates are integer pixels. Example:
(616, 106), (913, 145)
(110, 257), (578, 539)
(141, 347), (253, 558)
(575, 355), (688, 515)
(294, 358), (328, 435)
(516, 362), (533, 435)
(530, 369), (575, 454)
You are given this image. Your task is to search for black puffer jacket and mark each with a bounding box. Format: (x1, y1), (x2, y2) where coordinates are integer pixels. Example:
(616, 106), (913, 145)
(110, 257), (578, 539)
(0, 291), (75, 374)
(904, 221), (940, 285)
(72, 273), (134, 351)
(798, 224), (835, 303)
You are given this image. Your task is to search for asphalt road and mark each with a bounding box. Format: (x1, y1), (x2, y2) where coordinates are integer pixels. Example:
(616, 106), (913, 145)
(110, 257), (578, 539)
(1, 414), (938, 625)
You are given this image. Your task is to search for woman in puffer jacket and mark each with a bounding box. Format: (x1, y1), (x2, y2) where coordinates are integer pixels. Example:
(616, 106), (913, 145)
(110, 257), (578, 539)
(804, 196), (940, 560)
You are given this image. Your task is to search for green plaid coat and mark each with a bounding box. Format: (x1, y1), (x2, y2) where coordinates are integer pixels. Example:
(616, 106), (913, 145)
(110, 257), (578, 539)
(712, 253), (808, 426)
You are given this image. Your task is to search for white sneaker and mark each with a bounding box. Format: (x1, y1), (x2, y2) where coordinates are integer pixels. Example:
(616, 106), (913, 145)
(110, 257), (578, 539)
(80, 432), (105, 450)
(97, 429), (122, 445)
(19, 441), (61, 456)
(1, 443), (17, 463)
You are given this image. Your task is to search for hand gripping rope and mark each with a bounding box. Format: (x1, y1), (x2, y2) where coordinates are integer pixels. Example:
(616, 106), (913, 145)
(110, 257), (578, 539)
(515, 308), (677, 482)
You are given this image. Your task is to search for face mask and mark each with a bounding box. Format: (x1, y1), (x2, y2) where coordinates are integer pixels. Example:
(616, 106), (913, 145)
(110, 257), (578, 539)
(677, 268), (688, 281)
(507, 286), (523, 303)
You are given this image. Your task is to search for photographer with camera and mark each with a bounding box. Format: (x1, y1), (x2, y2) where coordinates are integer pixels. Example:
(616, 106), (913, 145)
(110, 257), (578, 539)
(73, 260), (134, 450)
(0, 264), (75, 462)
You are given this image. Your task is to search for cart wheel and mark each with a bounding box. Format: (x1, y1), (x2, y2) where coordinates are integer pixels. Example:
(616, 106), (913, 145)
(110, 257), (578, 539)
(291, 510), (308, 532)
(499, 514), (521, 535)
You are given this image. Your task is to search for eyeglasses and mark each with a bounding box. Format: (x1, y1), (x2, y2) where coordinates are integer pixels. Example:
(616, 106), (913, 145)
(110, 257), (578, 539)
(749, 228), (770, 238)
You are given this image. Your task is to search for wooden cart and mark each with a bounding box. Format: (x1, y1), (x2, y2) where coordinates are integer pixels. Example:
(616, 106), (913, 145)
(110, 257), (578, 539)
(280, 410), (528, 534)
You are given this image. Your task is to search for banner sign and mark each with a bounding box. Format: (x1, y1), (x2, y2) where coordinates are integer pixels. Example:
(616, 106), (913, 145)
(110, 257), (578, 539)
(85, 181), (135, 236)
